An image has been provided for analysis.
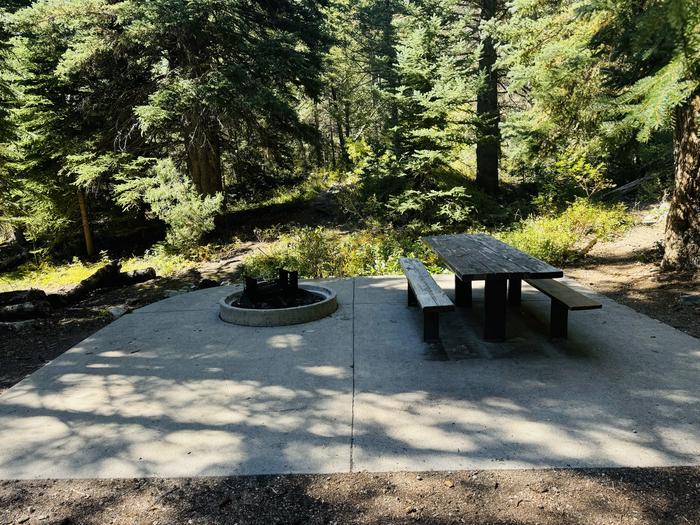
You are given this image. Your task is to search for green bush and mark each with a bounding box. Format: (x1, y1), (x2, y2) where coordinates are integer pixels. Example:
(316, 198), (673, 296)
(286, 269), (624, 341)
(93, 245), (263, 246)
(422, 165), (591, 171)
(499, 199), (632, 264)
(116, 159), (223, 249)
(386, 186), (476, 231)
(533, 153), (614, 212)
(240, 226), (443, 278)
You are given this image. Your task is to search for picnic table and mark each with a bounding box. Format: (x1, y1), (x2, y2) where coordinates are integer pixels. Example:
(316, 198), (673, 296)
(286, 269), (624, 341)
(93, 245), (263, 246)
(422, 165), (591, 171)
(423, 233), (564, 341)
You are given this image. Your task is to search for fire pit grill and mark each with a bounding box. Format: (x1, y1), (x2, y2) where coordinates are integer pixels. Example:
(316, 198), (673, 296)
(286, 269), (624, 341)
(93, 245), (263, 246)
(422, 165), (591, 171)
(219, 269), (338, 326)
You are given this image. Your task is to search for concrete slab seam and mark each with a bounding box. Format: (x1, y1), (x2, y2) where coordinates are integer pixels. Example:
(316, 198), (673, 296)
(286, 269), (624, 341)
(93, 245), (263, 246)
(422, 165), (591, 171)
(350, 277), (356, 473)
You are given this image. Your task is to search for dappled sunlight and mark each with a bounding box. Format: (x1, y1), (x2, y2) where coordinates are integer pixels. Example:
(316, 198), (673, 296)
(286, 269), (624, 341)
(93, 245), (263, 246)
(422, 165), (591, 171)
(267, 334), (305, 350)
(0, 277), (698, 480)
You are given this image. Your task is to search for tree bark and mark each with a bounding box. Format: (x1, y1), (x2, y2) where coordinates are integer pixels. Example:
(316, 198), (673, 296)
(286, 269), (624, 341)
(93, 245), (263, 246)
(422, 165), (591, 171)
(186, 122), (223, 197)
(475, 0), (500, 196)
(77, 190), (95, 258)
(330, 86), (349, 167)
(662, 92), (700, 269)
(313, 102), (324, 167)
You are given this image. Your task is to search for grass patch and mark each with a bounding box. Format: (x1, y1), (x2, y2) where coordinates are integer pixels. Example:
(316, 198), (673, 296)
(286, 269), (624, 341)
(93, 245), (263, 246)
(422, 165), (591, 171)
(0, 247), (195, 292)
(228, 168), (343, 213)
(0, 259), (108, 292)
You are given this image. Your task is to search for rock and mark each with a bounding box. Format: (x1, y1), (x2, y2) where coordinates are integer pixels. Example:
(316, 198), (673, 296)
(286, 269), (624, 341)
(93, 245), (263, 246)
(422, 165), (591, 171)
(108, 306), (129, 320)
(444, 479), (455, 488)
(0, 319), (40, 331)
(405, 506), (417, 514)
(198, 279), (220, 290)
(416, 475), (423, 481)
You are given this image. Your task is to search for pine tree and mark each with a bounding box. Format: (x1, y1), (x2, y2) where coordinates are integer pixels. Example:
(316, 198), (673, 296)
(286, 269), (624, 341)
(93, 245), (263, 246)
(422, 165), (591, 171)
(593, 0), (700, 268)
(475, 0), (501, 195)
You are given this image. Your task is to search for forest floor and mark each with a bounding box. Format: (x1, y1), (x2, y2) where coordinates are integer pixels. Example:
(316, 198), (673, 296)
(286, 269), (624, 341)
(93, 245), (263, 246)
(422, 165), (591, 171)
(565, 216), (700, 338)
(1, 210), (699, 525)
(2, 468), (699, 525)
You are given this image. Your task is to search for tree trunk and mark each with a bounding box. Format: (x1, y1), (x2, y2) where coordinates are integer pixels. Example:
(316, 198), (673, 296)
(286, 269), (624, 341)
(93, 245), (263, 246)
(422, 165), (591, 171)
(330, 86), (349, 167)
(313, 102), (324, 167)
(662, 92), (700, 269)
(77, 190), (95, 258)
(187, 123), (223, 197)
(475, 0), (500, 196)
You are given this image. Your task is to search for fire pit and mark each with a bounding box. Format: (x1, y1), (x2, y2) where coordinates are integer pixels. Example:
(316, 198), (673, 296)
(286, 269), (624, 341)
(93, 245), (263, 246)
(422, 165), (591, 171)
(219, 269), (338, 327)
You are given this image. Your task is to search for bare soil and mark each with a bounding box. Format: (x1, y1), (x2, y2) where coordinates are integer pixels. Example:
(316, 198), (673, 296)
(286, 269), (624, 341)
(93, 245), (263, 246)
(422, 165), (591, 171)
(1, 217), (699, 525)
(566, 219), (700, 338)
(1, 468), (699, 525)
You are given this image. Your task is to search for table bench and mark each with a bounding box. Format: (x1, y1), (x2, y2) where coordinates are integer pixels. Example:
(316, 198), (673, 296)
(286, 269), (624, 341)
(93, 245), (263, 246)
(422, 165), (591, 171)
(524, 278), (602, 339)
(399, 258), (454, 342)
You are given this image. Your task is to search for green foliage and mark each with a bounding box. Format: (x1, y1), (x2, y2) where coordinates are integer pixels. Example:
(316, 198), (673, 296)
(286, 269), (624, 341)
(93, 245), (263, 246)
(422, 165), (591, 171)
(0, 0), (693, 268)
(241, 226), (443, 279)
(387, 187), (476, 231)
(0, 246), (193, 291)
(499, 200), (632, 264)
(116, 159), (222, 249)
(532, 152), (614, 212)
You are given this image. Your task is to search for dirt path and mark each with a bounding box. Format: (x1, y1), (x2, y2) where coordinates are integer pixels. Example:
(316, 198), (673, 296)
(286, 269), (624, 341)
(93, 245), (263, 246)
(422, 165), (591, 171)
(565, 218), (700, 338)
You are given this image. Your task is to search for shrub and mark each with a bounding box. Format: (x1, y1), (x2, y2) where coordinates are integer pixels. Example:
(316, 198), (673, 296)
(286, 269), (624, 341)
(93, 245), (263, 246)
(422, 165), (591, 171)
(240, 226), (443, 279)
(533, 152), (614, 212)
(387, 186), (476, 231)
(499, 199), (632, 264)
(116, 159), (223, 249)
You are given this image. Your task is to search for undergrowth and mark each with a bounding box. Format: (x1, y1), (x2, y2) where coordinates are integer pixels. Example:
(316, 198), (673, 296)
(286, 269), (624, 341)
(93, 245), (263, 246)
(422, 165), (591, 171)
(0, 247), (195, 292)
(242, 200), (632, 277)
(241, 227), (444, 279)
(498, 199), (632, 264)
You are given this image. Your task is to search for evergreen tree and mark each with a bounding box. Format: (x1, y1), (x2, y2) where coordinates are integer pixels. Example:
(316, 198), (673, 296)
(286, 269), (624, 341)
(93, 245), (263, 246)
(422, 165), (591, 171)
(592, 0), (700, 268)
(126, 0), (329, 197)
(475, 0), (501, 195)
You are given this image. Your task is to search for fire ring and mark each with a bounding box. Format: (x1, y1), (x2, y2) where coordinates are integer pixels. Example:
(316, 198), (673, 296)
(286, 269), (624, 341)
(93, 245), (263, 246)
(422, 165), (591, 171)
(219, 270), (338, 327)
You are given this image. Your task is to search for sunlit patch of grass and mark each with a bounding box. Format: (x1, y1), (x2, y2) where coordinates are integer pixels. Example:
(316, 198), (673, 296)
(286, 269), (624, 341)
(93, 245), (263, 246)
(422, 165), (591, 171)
(228, 168), (344, 213)
(0, 247), (197, 292)
(121, 248), (194, 277)
(0, 259), (109, 292)
(240, 226), (445, 279)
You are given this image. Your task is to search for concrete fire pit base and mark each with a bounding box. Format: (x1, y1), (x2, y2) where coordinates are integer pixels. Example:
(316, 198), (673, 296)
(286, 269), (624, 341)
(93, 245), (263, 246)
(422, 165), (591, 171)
(219, 284), (338, 327)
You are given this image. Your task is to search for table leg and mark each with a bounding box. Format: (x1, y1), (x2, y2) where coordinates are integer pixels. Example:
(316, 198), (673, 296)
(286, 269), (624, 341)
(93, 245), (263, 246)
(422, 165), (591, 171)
(484, 278), (507, 341)
(455, 275), (472, 307)
(508, 278), (521, 306)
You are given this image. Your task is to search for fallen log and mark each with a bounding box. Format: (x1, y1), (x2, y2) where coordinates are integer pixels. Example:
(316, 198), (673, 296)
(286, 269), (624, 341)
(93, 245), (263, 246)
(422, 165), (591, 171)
(0, 301), (51, 321)
(0, 288), (48, 306)
(598, 174), (657, 200)
(48, 261), (157, 307)
(121, 268), (157, 285)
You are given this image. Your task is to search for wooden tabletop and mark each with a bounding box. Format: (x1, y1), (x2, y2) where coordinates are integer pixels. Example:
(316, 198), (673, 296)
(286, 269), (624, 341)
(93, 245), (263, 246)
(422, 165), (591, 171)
(423, 234), (564, 280)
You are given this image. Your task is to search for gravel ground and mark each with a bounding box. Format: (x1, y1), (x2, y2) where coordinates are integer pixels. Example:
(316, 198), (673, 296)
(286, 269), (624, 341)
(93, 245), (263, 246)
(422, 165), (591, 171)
(2, 468), (699, 525)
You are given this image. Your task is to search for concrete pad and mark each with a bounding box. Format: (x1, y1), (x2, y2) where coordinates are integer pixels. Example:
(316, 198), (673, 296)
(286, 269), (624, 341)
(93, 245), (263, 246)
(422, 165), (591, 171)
(0, 283), (353, 479)
(0, 277), (698, 479)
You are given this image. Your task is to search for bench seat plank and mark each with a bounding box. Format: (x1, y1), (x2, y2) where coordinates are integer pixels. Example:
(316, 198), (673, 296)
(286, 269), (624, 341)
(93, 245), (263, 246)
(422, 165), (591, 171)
(399, 258), (454, 312)
(525, 279), (602, 310)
